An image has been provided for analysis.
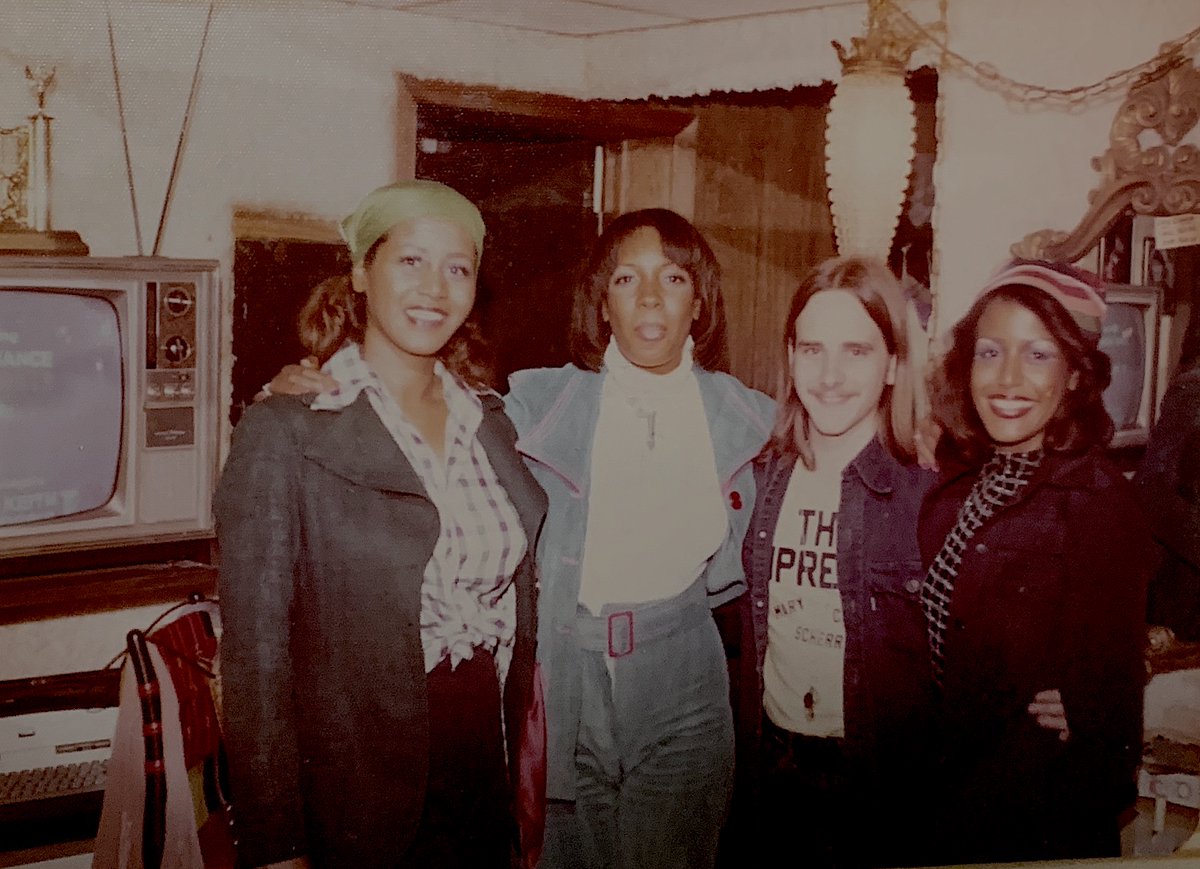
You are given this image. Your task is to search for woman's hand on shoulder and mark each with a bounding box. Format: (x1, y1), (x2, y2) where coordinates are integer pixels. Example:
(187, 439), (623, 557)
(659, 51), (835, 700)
(256, 356), (336, 401)
(1027, 688), (1069, 741)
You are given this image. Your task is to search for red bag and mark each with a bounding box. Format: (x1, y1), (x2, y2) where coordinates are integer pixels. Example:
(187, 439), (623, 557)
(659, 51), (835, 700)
(515, 661), (547, 869)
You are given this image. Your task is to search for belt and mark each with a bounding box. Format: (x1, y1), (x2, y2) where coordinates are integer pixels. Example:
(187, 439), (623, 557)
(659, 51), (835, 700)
(574, 592), (711, 658)
(762, 715), (845, 760)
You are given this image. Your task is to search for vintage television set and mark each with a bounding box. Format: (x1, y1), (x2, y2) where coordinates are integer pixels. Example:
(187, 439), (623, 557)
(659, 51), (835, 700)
(1098, 283), (1163, 448)
(0, 256), (220, 567)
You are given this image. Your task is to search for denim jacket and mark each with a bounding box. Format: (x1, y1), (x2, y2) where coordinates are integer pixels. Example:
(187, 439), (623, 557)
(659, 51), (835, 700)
(505, 363), (774, 800)
(739, 437), (935, 778)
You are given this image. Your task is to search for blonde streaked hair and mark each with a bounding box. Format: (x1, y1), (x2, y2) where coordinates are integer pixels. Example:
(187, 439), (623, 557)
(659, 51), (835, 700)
(766, 256), (917, 470)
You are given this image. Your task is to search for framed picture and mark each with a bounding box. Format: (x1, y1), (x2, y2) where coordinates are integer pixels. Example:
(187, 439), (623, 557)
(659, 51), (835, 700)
(1132, 213), (1200, 318)
(1099, 212), (1133, 284)
(1099, 284), (1162, 447)
(1132, 215), (1167, 287)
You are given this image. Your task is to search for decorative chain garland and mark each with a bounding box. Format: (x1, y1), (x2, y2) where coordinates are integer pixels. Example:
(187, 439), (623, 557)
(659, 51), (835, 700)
(883, 0), (1200, 106)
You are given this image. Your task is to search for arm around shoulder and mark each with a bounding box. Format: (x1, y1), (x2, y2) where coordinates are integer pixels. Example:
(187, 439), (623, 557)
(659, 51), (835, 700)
(503, 366), (576, 439)
(503, 372), (533, 437)
(713, 370), (776, 436)
(746, 384), (777, 429)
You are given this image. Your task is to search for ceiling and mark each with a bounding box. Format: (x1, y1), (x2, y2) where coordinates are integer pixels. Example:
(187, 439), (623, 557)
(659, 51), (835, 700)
(331, 0), (864, 37)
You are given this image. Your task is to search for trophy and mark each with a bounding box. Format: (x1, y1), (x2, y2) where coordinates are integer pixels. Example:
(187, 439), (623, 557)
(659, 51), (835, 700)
(25, 63), (55, 233)
(0, 63), (88, 254)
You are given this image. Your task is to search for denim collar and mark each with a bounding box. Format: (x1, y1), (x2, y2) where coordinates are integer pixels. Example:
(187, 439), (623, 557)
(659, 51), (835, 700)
(844, 436), (900, 496)
(516, 365), (771, 496)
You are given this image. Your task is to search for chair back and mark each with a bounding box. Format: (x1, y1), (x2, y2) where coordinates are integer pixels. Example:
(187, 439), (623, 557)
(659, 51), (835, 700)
(94, 594), (235, 869)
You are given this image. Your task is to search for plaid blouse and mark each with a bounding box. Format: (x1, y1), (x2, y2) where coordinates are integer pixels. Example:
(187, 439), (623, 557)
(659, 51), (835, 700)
(311, 343), (527, 684)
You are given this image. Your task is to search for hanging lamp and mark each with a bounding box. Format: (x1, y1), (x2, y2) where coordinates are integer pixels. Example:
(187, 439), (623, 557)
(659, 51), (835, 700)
(825, 0), (919, 259)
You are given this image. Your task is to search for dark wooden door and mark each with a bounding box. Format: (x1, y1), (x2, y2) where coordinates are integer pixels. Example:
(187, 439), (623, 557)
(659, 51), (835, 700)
(415, 116), (598, 385)
(228, 133), (595, 429)
(229, 238), (348, 428)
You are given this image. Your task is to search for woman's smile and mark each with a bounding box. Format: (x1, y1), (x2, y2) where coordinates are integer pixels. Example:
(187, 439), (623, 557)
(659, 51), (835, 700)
(405, 305), (450, 326)
(982, 396), (1037, 418)
(970, 298), (1074, 453)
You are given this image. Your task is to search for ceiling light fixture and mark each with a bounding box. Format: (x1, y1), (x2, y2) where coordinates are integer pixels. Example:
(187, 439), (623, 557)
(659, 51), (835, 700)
(825, 0), (919, 261)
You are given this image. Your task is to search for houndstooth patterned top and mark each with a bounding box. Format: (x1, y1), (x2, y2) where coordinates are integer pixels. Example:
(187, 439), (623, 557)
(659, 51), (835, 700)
(920, 449), (1043, 685)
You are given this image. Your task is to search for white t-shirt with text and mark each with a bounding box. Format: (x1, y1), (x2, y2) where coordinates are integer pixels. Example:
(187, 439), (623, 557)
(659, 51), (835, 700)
(763, 460), (845, 737)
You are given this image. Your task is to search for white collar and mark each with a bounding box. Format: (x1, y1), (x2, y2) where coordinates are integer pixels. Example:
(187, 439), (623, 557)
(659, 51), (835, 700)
(603, 336), (695, 402)
(310, 343), (482, 431)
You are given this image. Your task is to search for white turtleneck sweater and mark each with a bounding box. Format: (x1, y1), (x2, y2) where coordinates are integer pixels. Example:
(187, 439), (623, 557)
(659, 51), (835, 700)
(577, 338), (727, 614)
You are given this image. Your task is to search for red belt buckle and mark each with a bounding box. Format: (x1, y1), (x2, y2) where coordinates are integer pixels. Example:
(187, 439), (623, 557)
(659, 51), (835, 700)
(607, 610), (634, 658)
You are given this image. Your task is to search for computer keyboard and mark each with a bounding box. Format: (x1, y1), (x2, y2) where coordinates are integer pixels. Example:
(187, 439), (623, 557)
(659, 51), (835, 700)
(0, 757), (108, 806)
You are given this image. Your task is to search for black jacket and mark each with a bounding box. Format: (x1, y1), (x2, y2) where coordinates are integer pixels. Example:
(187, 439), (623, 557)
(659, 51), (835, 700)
(215, 392), (546, 868)
(1136, 366), (1200, 638)
(919, 447), (1153, 863)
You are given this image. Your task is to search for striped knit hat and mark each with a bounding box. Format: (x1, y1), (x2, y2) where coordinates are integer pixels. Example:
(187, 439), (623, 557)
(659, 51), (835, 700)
(978, 258), (1107, 340)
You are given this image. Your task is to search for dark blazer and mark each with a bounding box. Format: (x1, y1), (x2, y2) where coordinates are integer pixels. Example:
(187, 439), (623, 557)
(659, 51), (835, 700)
(215, 391), (546, 869)
(918, 447), (1152, 863)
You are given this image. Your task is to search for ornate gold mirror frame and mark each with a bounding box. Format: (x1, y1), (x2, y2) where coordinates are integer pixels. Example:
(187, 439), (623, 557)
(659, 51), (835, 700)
(1013, 54), (1200, 261)
(1016, 58), (1200, 814)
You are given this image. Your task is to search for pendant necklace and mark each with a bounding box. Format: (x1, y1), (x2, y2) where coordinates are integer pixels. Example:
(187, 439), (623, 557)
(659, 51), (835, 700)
(628, 398), (657, 450)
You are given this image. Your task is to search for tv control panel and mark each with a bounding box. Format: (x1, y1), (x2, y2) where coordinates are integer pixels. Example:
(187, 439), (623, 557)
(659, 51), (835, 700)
(144, 280), (198, 448)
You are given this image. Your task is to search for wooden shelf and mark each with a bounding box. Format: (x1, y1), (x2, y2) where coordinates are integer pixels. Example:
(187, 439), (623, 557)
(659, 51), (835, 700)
(0, 667), (120, 717)
(0, 561), (216, 626)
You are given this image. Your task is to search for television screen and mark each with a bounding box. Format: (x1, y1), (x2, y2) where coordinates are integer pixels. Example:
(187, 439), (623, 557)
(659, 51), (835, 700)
(1098, 300), (1147, 432)
(0, 291), (123, 527)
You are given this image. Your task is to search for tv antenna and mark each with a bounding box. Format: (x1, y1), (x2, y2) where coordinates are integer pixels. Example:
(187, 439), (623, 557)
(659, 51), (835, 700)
(105, 0), (217, 256)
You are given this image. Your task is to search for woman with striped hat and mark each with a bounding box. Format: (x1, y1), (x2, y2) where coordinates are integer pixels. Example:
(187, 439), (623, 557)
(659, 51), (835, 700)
(918, 259), (1155, 863)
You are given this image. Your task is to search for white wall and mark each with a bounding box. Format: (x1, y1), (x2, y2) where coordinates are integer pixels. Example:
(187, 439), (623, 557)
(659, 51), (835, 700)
(5, 0), (1197, 333)
(932, 0), (1200, 334)
(2, 0), (1198, 677)
(0, 0), (584, 260)
(0, 604), (169, 681)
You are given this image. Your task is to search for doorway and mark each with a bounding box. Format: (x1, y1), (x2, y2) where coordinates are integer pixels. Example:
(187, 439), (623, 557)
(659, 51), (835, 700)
(229, 234), (348, 428)
(414, 102), (599, 384)
(228, 130), (593, 429)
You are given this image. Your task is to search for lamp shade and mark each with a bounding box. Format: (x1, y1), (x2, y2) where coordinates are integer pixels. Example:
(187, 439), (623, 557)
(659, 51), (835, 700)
(825, 66), (917, 259)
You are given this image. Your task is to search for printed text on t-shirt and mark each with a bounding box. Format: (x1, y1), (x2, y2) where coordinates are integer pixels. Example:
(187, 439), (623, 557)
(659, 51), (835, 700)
(772, 508), (838, 588)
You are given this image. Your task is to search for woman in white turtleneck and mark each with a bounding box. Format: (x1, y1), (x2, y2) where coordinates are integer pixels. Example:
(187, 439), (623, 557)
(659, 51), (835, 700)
(578, 335), (726, 614)
(505, 209), (773, 869)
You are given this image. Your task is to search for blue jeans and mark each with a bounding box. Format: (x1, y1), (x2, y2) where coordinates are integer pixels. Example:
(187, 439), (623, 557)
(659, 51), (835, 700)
(547, 586), (734, 869)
